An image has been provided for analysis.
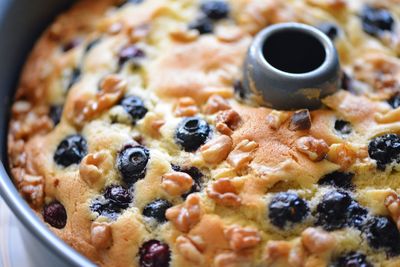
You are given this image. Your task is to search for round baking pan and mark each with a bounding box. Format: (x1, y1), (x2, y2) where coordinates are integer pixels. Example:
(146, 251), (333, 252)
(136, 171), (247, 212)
(0, 0), (94, 266)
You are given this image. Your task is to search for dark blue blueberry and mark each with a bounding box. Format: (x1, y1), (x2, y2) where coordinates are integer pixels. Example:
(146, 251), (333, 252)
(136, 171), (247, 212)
(117, 145), (150, 185)
(316, 190), (352, 231)
(200, 1), (230, 20)
(317, 23), (339, 40)
(175, 117), (211, 152)
(348, 202), (368, 229)
(268, 192), (309, 228)
(120, 96), (148, 124)
(332, 252), (373, 267)
(142, 199), (172, 223)
(368, 134), (400, 170)
(66, 68), (81, 90)
(118, 45), (145, 67)
(388, 93), (400, 109)
(361, 6), (395, 37)
(85, 38), (101, 53)
(49, 105), (63, 126)
(54, 134), (87, 167)
(335, 120), (352, 135)
(318, 171), (354, 190)
(365, 216), (400, 255)
(341, 71), (353, 91)
(139, 240), (170, 267)
(43, 201), (67, 229)
(104, 185), (132, 209)
(188, 17), (214, 34)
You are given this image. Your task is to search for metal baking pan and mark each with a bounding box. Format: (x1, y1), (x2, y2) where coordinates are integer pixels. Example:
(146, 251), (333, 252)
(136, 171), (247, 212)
(0, 0), (94, 266)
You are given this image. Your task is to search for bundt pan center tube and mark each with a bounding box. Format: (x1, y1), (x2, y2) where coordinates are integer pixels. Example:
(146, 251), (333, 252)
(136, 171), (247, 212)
(0, 0), (93, 266)
(243, 22), (341, 110)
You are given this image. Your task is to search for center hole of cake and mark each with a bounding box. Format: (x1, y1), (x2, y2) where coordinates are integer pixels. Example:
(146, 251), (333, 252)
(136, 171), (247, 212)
(263, 30), (326, 74)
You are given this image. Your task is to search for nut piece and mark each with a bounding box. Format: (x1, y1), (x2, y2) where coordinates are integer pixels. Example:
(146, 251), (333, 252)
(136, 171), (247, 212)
(19, 174), (44, 208)
(91, 222), (112, 249)
(203, 95), (230, 115)
(207, 178), (241, 207)
(166, 194), (202, 233)
(227, 140), (259, 171)
(224, 225), (261, 251)
(170, 28), (199, 42)
(385, 193), (400, 229)
(289, 109), (311, 131)
(200, 135), (233, 164)
(266, 110), (290, 130)
(295, 136), (329, 161)
(264, 240), (292, 263)
(301, 227), (336, 254)
(216, 109), (241, 136)
(327, 143), (359, 170)
(162, 171), (194, 196)
(176, 235), (205, 264)
(79, 151), (113, 187)
(214, 252), (250, 267)
(175, 97), (199, 117)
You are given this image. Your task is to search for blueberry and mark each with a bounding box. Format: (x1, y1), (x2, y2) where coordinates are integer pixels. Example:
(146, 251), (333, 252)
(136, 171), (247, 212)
(318, 171), (354, 190)
(388, 93), (400, 109)
(365, 216), (400, 255)
(120, 96), (148, 124)
(317, 23), (339, 40)
(118, 45), (145, 67)
(332, 252), (373, 267)
(90, 198), (118, 219)
(117, 0), (144, 6)
(104, 185), (132, 209)
(188, 17), (214, 34)
(175, 117), (211, 152)
(361, 6), (395, 37)
(49, 105), (63, 126)
(335, 120), (352, 135)
(66, 68), (81, 90)
(172, 165), (203, 198)
(316, 190), (352, 231)
(200, 1), (230, 20)
(54, 134), (87, 167)
(233, 80), (246, 99)
(139, 240), (170, 267)
(143, 199), (172, 223)
(341, 71), (353, 91)
(43, 201), (67, 229)
(348, 202), (368, 229)
(268, 192), (309, 228)
(368, 134), (400, 170)
(85, 38), (101, 53)
(117, 145), (150, 185)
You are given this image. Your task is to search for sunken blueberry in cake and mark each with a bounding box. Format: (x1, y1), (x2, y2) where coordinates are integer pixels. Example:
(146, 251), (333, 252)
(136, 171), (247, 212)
(7, 0), (400, 266)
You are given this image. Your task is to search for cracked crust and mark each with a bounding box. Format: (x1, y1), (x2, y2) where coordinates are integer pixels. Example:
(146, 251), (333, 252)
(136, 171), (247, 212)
(7, 0), (400, 266)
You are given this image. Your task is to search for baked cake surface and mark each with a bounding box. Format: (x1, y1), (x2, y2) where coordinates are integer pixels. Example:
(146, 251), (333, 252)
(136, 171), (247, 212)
(7, 0), (400, 266)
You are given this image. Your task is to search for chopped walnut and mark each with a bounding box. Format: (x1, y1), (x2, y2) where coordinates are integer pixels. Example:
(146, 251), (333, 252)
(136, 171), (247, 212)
(214, 252), (250, 267)
(170, 28), (199, 42)
(91, 222), (112, 249)
(166, 194), (202, 233)
(289, 109), (311, 131)
(305, 0), (346, 10)
(174, 97), (199, 117)
(385, 193), (400, 229)
(375, 108), (400, 124)
(327, 143), (359, 170)
(203, 95), (230, 115)
(176, 235), (205, 264)
(83, 74), (126, 120)
(266, 110), (290, 130)
(227, 140), (259, 171)
(200, 135), (233, 164)
(264, 240), (306, 267)
(79, 151), (113, 187)
(129, 24), (150, 42)
(225, 225), (261, 251)
(162, 171), (194, 196)
(295, 136), (329, 161)
(301, 228), (336, 254)
(215, 25), (244, 42)
(19, 174), (44, 208)
(207, 178), (241, 207)
(216, 109), (241, 136)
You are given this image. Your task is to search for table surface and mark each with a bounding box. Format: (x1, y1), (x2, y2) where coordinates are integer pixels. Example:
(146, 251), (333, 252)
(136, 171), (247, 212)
(0, 197), (32, 267)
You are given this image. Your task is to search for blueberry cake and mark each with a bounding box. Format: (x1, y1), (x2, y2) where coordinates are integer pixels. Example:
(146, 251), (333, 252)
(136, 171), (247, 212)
(7, 0), (400, 266)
